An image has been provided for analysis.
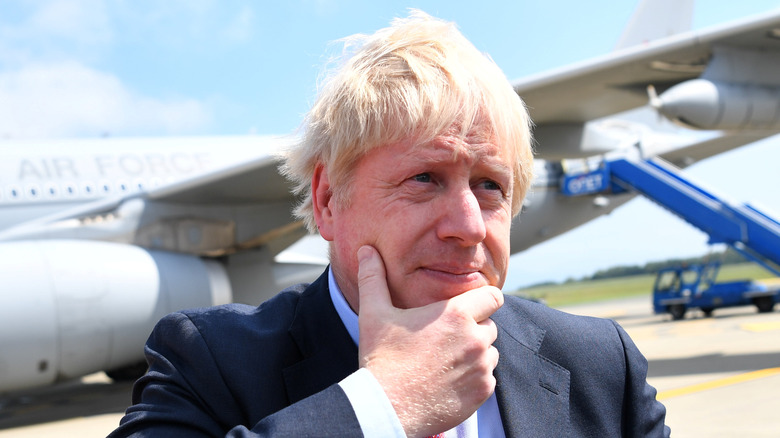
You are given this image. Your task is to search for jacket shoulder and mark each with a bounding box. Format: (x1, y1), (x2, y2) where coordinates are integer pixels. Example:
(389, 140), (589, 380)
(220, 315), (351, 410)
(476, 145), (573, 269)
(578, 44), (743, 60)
(498, 295), (620, 340)
(496, 295), (630, 379)
(176, 281), (311, 340)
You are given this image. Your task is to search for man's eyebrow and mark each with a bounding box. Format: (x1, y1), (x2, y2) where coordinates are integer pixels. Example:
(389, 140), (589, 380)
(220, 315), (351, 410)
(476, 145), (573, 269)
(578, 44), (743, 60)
(478, 158), (512, 177)
(401, 138), (512, 174)
(399, 145), (455, 163)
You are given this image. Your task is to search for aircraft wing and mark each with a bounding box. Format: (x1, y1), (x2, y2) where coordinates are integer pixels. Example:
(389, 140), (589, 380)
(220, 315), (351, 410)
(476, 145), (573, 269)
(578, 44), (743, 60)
(146, 153), (295, 205)
(659, 131), (773, 167)
(0, 149), (305, 257)
(515, 9), (780, 125)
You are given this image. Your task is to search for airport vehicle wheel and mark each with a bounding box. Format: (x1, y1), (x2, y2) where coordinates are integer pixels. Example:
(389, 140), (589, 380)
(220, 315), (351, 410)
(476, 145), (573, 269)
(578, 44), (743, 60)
(701, 307), (714, 317)
(754, 296), (775, 313)
(668, 304), (686, 320)
(105, 361), (148, 381)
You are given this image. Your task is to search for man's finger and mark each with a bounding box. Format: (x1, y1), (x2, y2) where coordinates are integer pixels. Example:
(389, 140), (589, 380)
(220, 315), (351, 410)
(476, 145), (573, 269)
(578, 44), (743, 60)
(357, 245), (393, 312)
(450, 285), (504, 322)
(477, 317), (499, 346)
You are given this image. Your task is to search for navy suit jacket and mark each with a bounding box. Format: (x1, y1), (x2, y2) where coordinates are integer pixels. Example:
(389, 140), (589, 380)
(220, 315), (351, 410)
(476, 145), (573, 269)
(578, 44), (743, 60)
(111, 270), (669, 437)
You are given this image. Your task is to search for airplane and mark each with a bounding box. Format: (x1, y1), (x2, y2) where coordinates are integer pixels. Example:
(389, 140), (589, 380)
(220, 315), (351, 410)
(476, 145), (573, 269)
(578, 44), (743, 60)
(1, 0), (780, 393)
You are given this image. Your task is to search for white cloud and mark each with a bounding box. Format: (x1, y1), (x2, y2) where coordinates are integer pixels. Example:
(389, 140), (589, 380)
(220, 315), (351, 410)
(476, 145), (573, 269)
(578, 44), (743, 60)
(0, 61), (211, 139)
(0, 2), (214, 139)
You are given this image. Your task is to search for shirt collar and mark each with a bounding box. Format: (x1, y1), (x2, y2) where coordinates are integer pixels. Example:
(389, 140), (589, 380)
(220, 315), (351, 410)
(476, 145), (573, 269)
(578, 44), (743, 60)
(328, 267), (359, 346)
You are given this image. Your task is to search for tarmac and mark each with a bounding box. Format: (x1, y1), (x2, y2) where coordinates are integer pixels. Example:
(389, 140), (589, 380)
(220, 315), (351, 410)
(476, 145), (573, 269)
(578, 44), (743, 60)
(1, 295), (779, 437)
(562, 296), (780, 437)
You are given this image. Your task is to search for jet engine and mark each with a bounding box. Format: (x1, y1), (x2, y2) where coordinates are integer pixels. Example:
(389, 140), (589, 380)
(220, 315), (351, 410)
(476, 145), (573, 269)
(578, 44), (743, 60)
(0, 240), (231, 392)
(650, 79), (780, 130)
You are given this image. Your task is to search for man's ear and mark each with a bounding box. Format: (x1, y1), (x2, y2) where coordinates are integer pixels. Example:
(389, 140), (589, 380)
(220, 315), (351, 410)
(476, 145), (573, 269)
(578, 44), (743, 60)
(311, 164), (335, 241)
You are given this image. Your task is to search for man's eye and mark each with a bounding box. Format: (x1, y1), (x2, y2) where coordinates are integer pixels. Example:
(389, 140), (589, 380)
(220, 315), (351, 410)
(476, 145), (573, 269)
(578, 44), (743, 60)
(480, 180), (502, 191)
(413, 173), (432, 183)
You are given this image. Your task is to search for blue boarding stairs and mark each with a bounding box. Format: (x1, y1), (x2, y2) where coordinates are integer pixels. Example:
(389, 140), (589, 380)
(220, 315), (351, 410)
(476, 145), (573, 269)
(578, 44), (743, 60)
(560, 156), (780, 277)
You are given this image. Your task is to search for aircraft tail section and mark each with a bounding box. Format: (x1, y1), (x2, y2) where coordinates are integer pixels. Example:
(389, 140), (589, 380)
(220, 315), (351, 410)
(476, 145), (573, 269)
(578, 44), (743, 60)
(614, 0), (694, 49)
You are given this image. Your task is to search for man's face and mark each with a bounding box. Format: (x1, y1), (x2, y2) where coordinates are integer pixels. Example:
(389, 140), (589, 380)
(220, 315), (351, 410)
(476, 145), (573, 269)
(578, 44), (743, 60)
(321, 128), (514, 310)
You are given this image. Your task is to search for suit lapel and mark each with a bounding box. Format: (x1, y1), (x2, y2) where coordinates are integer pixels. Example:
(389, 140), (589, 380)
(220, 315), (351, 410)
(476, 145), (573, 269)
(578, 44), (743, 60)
(279, 276), (574, 435)
(493, 300), (571, 437)
(282, 269), (359, 404)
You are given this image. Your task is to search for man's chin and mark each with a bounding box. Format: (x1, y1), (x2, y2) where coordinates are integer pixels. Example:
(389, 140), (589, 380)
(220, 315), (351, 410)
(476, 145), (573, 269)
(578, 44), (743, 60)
(389, 279), (491, 309)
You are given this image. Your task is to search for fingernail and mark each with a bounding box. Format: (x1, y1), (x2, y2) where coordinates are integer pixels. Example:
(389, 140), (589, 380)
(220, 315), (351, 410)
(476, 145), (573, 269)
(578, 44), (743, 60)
(357, 246), (372, 263)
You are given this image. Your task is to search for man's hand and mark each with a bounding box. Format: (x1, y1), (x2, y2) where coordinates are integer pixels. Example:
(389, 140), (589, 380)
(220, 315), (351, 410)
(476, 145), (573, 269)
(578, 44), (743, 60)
(356, 245), (503, 437)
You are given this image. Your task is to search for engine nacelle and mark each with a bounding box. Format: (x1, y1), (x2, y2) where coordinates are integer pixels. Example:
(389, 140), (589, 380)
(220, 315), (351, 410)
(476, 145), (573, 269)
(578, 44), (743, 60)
(652, 79), (780, 130)
(0, 240), (231, 392)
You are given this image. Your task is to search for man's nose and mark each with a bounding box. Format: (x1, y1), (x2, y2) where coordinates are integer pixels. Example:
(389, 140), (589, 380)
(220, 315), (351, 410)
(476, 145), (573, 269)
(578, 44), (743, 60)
(435, 187), (487, 245)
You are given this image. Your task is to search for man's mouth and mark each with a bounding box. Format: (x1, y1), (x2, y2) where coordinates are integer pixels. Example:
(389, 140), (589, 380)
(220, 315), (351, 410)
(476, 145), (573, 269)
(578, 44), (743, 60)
(418, 265), (485, 283)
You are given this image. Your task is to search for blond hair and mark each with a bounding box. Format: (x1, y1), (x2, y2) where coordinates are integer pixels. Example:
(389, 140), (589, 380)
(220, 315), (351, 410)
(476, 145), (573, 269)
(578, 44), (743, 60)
(281, 10), (533, 232)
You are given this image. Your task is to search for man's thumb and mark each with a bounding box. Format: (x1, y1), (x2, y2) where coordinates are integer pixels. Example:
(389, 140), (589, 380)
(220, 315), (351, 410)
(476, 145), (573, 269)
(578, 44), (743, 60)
(357, 245), (392, 311)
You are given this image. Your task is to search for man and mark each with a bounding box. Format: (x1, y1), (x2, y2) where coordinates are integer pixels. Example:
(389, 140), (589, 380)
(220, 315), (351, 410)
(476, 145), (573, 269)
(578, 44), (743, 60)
(111, 11), (669, 437)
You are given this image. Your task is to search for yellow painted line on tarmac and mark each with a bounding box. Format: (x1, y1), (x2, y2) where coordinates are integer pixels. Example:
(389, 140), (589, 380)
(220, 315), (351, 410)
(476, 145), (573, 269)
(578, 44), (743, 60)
(741, 321), (780, 332)
(657, 367), (780, 401)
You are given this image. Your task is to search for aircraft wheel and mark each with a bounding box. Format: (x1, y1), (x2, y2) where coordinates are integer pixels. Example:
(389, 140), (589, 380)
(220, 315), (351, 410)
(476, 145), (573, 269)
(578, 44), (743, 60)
(668, 304), (686, 320)
(105, 361), (148, 382)
(754, 296), (775, 313)
(701, 307), (714, 317)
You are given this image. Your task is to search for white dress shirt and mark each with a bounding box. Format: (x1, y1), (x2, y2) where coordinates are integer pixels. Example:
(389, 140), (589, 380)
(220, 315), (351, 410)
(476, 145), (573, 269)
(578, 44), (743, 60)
(329, 269), (506, 437)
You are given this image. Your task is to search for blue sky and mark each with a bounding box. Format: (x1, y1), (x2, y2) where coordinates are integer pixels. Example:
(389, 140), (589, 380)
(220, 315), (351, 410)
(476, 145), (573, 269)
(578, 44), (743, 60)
(1, 1), (779, 289)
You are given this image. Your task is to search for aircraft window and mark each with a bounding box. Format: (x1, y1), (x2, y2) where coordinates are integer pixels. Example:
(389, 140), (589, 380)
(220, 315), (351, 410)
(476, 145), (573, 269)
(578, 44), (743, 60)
(100, 181), (111, 194)
(118, 181), (129, 192)
(27, 185), (40, 198)
(10, 186), (20, 198)
(46, 184), (58, 197)
(82, 182), (96, 196)
(64, 183), (78, 197)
